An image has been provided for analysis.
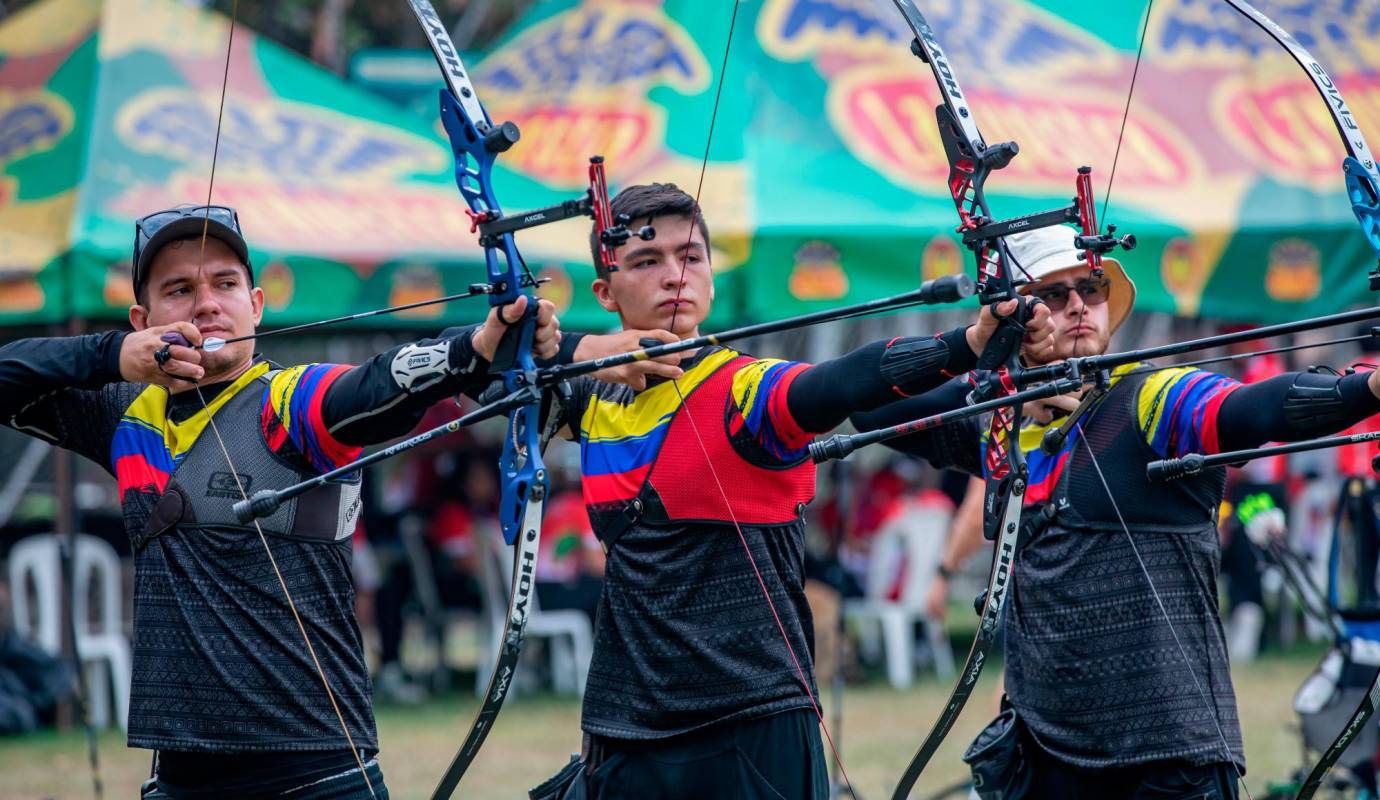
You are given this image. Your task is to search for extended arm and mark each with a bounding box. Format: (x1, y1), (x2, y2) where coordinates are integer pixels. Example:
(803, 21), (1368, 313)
(786, 327), (978, 433)
(323, 297), (566, 446)
(0, 331), (127, 420)
(319, 324), (492, 446)
(848, 379), (985, 475)
(1215, 371), (1380, 452)
(1140, 367), (1380, 459)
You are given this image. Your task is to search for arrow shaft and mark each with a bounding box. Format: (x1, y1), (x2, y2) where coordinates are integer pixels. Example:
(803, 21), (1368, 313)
(544, 275), (975, 385)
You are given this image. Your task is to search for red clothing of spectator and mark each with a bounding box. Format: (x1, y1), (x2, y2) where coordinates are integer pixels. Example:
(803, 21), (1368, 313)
(539, 490), (603, 583)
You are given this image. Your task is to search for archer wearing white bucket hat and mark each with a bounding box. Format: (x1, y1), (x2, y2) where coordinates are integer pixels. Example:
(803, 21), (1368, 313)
(1005, 224), (1136, 359)
(850, 219), (1380, 796)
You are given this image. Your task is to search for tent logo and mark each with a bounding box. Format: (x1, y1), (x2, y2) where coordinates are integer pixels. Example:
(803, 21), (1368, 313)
(260, 262), (296, 311)
(114, 88), (444, 182)
(921, 236), (961, 283)
(0, 90), (72, 166)
(480, 4), (708, 98)
(1216, 72), (1380, 188)
(1266, 238), (1321, 303)
(476, 3), (711, 187)
(789, 240), (847, 301)
(1160, 236), (1216, 317)
(388, 264), (445, 318)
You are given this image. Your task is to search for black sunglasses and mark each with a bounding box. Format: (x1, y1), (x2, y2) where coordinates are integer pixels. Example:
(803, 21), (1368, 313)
(132, 205), (243, 288)
(1029, 276), (1111, 312)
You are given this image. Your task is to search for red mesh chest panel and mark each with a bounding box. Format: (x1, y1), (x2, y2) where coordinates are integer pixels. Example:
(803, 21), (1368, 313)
(647, 356), (816, 524)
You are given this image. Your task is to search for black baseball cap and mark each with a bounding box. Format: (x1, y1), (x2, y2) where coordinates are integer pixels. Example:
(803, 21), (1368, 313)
(132, 205), (253, 298)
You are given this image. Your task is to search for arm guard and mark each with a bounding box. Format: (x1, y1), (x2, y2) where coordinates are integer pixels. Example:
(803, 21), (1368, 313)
(881, 327), (974, 396)
(1283, 370), (1350, 436)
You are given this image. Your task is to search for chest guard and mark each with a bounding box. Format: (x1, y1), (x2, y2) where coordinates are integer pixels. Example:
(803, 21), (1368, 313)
(133, 370), (361, 550)
(591, 355), (816, 546)
(1052, 369), (1226, 534)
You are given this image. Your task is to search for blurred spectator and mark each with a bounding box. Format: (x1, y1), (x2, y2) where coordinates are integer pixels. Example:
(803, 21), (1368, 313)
(534, 472), (604, 625)
(357, 402), (498, 703)
(1218, 343), (1287, 662)
(1325, 333), (1380, 611)
(926, 475), (985, 623)
(0, 625), (75, 734)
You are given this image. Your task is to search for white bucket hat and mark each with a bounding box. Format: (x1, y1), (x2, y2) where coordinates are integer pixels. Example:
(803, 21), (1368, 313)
(1004, 225), (1136, 334)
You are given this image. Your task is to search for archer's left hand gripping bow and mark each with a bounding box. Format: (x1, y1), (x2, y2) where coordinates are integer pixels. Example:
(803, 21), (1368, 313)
(886, 4), (1133, 797)
(405, 2), (644, 796)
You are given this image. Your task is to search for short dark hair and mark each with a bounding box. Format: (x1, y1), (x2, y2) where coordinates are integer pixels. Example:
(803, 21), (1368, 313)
(590, 182), (710, 280)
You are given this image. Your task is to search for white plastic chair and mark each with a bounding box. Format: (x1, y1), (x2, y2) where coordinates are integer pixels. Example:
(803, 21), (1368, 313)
(9, 534), (131, 729)
(475, 532), (592, 696)
(845, 499), (956, 688)
(10, 535), (61, 653)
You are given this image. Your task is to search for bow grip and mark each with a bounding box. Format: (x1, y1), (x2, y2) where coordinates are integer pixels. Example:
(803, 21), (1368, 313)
(487, 299), (538, 376)
(975, 295), (1032, 371)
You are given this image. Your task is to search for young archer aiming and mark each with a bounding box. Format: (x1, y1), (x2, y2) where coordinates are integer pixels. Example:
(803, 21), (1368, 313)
(544, 183), (1054, 799)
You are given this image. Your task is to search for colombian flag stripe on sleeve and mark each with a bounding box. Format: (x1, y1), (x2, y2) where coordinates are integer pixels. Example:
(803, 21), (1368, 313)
(264, 364), (361, 473)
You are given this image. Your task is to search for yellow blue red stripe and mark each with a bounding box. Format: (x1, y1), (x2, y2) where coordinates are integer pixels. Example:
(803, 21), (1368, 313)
(112, 363), (272, 496)
(731, 359), (811, 460)
(1016, 421), (1071, 505)
(580, 350), (734, 506)
(1138, 366), (1240, 457)
(263, 364), (358, 473)
(981, 363), (1236, 502)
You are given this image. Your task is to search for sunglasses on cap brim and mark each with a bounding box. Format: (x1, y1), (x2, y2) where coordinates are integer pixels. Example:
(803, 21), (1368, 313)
(132, 205), (244, 287)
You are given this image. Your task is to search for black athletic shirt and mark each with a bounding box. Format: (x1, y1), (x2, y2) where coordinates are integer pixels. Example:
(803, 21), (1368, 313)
(0, 327), (487, 786)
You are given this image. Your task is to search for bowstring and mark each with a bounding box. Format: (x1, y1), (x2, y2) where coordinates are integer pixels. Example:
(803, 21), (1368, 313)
(661, 1), (857, 793)
(1098, 0), (1155, 230)
(1039, 0), (1137, 489)
(1066, 0), (1157, 363)
(1040, 5), (1248, 793)
(183, 2), (376, 795)
(193, 387), (375, 798)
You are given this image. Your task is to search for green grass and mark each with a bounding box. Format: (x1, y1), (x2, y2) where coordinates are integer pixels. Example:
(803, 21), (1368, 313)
(0, 645), (1339, 799)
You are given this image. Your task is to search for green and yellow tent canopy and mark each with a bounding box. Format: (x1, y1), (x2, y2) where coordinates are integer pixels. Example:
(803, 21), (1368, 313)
(3, 0), (1379, 329)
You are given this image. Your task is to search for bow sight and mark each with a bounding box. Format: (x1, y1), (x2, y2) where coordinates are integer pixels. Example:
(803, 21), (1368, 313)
(908, 18), (1135, 307)
(463, 154), (653, 275)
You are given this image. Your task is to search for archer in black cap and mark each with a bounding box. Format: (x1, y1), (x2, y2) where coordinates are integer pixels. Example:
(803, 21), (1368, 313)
(132, 204), (252, 301)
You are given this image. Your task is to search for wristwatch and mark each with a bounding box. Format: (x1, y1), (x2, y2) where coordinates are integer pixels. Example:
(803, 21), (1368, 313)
(936, 563), (955, 581)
